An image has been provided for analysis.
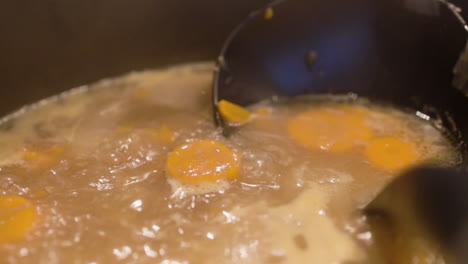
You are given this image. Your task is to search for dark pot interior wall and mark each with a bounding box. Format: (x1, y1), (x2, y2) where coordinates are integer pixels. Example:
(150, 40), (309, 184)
(0, 0), (270, 116)
(0, 0), (466, 116)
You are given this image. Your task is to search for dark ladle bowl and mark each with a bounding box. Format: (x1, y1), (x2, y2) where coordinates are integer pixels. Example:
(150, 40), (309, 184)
(212, 0), (468, 164)
(212, 1), (468, 262)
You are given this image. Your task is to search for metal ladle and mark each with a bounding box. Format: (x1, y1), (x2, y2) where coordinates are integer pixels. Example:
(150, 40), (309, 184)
(212, 0), (467, 129)
(212, 0), (468, 262)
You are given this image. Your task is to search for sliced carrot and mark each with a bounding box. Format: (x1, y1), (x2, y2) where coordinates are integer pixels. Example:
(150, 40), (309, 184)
(151, 125), (175, 144)
(134, 87), (151, 100)
(23, 145), (65, 169)
(287, 107), (373, 152)
(166, 140), (241, 183)
(365, 137), (420, 171)
(217, 100), (252, 124)
(0, 196), (37, 243)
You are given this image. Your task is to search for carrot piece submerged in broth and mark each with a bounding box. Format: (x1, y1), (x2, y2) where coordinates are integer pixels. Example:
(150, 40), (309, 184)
(151, 125), (175, 144)
(0, 196), (37, 244)
(287, 107), (373, 152)
(365, 137), (420, 171)
(166, 140), (241, 183)
(23, 145), (65, 170)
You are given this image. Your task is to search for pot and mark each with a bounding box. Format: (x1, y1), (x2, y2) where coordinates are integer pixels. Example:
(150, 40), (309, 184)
(1, 0), (466, 163)
(0, 0), (467, 262)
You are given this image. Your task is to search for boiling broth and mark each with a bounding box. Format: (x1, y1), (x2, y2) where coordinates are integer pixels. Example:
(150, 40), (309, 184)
(0, 62), (459, 264)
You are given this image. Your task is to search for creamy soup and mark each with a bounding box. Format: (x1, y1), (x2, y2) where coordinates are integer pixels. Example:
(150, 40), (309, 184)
(0, 62), (460, 264)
